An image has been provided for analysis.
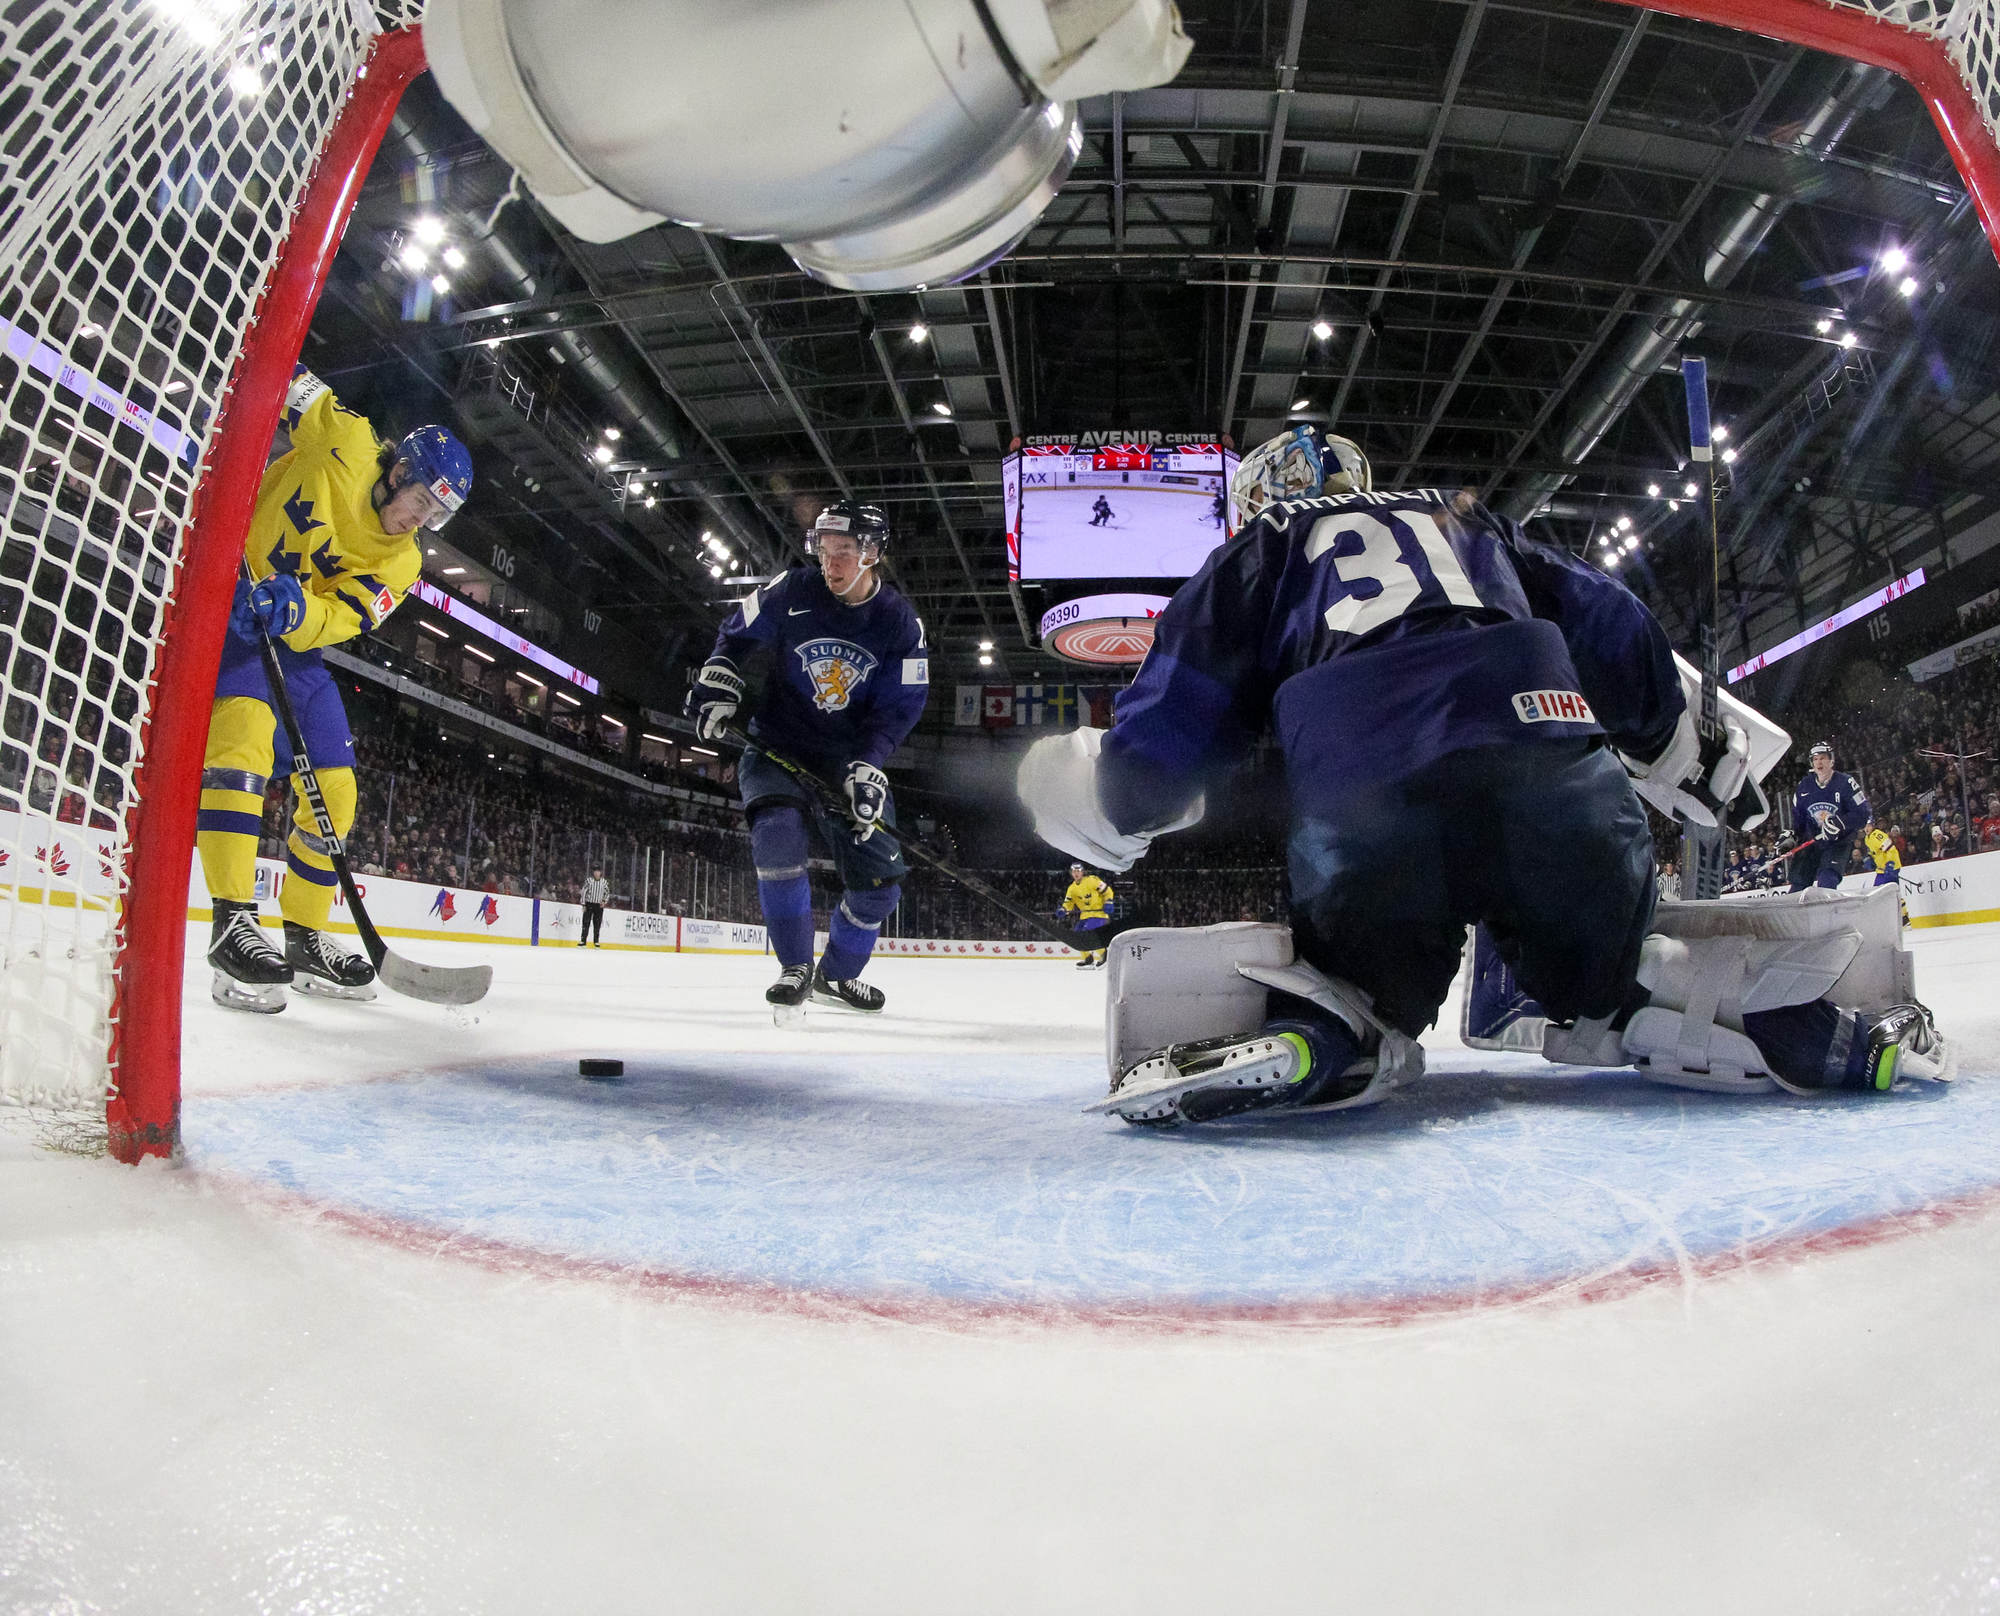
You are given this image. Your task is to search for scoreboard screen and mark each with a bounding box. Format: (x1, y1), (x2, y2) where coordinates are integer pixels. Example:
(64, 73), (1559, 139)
(1004, 433), (1239, 581)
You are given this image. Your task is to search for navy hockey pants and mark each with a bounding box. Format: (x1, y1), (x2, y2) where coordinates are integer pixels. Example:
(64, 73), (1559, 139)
(1287, 737), (1655, 1038)
(1789, 833), (1857, 891)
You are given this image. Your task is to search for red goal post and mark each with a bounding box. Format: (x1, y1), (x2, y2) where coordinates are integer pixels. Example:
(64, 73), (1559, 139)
(0, 0), (1995, 1163)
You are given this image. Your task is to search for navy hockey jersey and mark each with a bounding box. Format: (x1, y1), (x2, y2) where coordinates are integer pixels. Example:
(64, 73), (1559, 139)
(1791, 770), (1867, 844)
(1100, 488), (1684, 831)
(708, 566), (928, 767)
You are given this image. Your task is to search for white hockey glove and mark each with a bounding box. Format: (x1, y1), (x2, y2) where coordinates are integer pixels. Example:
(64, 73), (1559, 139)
(1015, 727), (1203, 873)
(1619, 654), (1788, 831)
(844, 760), (889, 840)
(688, 658), (745, 742)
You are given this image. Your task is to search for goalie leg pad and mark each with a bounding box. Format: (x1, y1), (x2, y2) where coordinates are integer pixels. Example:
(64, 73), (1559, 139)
(1104, 922), (1294, 1081)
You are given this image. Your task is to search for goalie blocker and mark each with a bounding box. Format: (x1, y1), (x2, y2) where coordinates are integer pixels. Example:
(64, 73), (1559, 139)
(1101, 893), (1950, 1126)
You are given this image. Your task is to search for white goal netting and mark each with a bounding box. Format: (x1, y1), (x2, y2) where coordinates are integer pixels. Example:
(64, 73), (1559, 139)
(0, 0), (420, 1124)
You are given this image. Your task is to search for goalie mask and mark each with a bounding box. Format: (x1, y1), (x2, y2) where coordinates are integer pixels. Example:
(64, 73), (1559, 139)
(1230, 425), (1372, 523)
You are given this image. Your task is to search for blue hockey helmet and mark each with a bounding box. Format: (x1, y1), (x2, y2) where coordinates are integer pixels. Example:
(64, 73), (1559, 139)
(391, 424), (473, 528)
(1230, 424), (1371, 522)
(808, 499), (890, 557)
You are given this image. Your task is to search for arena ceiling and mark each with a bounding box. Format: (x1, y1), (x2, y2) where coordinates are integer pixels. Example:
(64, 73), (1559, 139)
(313, 0), (2000, 703)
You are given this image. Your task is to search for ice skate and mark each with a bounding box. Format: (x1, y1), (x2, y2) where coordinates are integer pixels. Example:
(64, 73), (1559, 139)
(284, 922), (377, 1001)
(207, 898), (291, 1014)
(809, 965), (884, 1014)
(1771, 1000), (1955, 1095)
(767, 962), (813, 1028)
(1088, 1030), (1312, 1125)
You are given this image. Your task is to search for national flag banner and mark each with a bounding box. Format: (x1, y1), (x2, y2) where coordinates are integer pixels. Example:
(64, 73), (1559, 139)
(1043, 684), (1079, 727)
(981, 687), (1016, 728)
(1014, 684), (1047, 725)
(399, 155), (448, 204)
(954, 686), (983, 726)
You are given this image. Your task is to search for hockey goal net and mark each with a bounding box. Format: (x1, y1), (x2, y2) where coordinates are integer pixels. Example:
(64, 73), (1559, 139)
(0, 1), (423, 1158)
(0, 0), (1995, 1162)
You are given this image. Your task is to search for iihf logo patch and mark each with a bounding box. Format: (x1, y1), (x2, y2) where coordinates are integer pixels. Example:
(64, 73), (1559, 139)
(1513, 689), (1596, 724)
(795, 637), (879, 712)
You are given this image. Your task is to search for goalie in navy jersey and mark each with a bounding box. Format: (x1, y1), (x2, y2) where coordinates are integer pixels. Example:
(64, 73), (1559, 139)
(1019, 425), (1950, 1122)
(689, 501), (928, 1016)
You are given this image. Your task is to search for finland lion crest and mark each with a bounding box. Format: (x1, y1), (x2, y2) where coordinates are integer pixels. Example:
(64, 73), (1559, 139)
(795, 637), (879, 712)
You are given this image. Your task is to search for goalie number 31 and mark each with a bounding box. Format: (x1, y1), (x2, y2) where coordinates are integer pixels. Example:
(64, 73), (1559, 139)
(1303, 508), (1485, 635)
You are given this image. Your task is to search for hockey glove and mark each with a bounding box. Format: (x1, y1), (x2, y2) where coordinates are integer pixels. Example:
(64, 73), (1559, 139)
(1815, 810), (1845, 842)
(1016, 727), (1204, 872)
(229, 572), (308, 642)
(687, 658), (745, 742)
(844, 760), (889, 840)
(1621, 706), (1754, 831)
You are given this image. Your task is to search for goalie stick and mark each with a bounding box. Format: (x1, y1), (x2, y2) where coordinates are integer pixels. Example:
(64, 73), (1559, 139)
(1680, 356), (1730, 901)
(246, 576), (492, 1006)
(719, 729), (1082, 953)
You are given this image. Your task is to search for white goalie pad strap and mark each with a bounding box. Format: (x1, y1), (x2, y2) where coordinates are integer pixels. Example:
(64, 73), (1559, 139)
(1621, 1007), (1776, 1094)
(1541, 1014), (1623, 1068)
(1235, 960), (1426, 1111)
(1105, 922), (1292, 1081)
(1017, 728), (1203, 874)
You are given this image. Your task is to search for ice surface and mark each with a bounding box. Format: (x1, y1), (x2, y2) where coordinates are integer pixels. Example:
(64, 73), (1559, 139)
(4, 922), (2000, 1613)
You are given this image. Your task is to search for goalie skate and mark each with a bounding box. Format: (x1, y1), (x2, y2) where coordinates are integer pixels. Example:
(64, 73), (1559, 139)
(285, 923), (377, 1002)
(1087, 1030), (1310, 1124)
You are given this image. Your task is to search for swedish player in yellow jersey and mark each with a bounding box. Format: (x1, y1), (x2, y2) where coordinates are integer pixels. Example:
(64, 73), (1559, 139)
(1062, 861), (1116, 968)
(1863, 824), (1909, 926)
(200, 367), (472, 1011)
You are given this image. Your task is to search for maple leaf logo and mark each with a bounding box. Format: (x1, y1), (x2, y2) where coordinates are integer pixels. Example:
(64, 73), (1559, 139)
(37, 845), (69, 876)
(429, 889), (457, 921)
(477, 896), (500, 928)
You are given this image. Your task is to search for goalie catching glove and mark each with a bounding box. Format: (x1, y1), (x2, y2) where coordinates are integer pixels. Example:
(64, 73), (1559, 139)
(1015, 727), (1203, 872)
(1619, 652), (1787, 831)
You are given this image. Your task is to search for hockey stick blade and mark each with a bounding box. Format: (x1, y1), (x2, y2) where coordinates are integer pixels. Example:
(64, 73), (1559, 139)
(374, 946), (492, 1006)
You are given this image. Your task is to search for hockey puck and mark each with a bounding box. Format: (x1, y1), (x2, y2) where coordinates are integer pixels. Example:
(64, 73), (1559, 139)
(578, 1058), (624, 1079)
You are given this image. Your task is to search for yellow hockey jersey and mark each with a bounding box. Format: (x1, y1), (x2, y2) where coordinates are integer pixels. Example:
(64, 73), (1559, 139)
(1063, 873), (1114, 921)
(247, 372), (422, 653)
(1864, 827), (1902, 874)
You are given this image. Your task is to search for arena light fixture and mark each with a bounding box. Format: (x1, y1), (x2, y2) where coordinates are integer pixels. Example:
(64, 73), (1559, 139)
(1881, 245), (1909, 274)
(1841, 331), (1859, 349)
(931, 400), (953, 416)
(397, 243), (428, 271)
(414, 215), (446, 244)
(1311, 319), (1333, 341)
(1816, 317), (1834, 335)
(1712, 424), (1728, 442)
(556, 690), (583, 707)
(419, 621), (451, 639)
(465, 645), (496, 663)
(978, 653), (993, 667)
(603, 426), (621, 441)
(161, 377), (186, 394)
(1683, 480), (1699, 497)
(443, 565), (466, 575)
(592, 444), (613, 464)
(430, 274), (450, 295)
(442, 246), (467, 270)
(643, 496), (656, 509)
(1722, 447), (1738, 464)
(708, 563), (722, 577)
(1615, 515), (1632, 531)
(1605, 553), (1621, 568)
(516, 673), (545, 688)
(1668, 499), (1680, 512)
(908, 323), (929, 343)
(228, 63), (262, 97)
(1647, 483), (1661, 497)
(1899, 275), (1920, 298)
(688, 747), (717, 758)
(978, 639), (994, 651)
(1291, 396), (1310, 411)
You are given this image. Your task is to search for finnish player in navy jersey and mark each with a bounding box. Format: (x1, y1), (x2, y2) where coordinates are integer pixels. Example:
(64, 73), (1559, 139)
(1019, 426), (1951, 1121)
(689, 502), (928, 1017)
(1786, 740), (1868, 891)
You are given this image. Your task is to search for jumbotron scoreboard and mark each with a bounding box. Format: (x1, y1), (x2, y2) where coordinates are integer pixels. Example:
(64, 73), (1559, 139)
(1004, 430), (1238, 584)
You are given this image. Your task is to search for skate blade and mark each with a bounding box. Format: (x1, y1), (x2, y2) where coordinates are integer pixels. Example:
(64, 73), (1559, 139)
(1085, 1047), (1298, 1119)
(211, 971), (286, 1014)
(772, 1001), (807, 1030)
(291, 975), (378, 1002)
(807, 991), (882, 1015)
